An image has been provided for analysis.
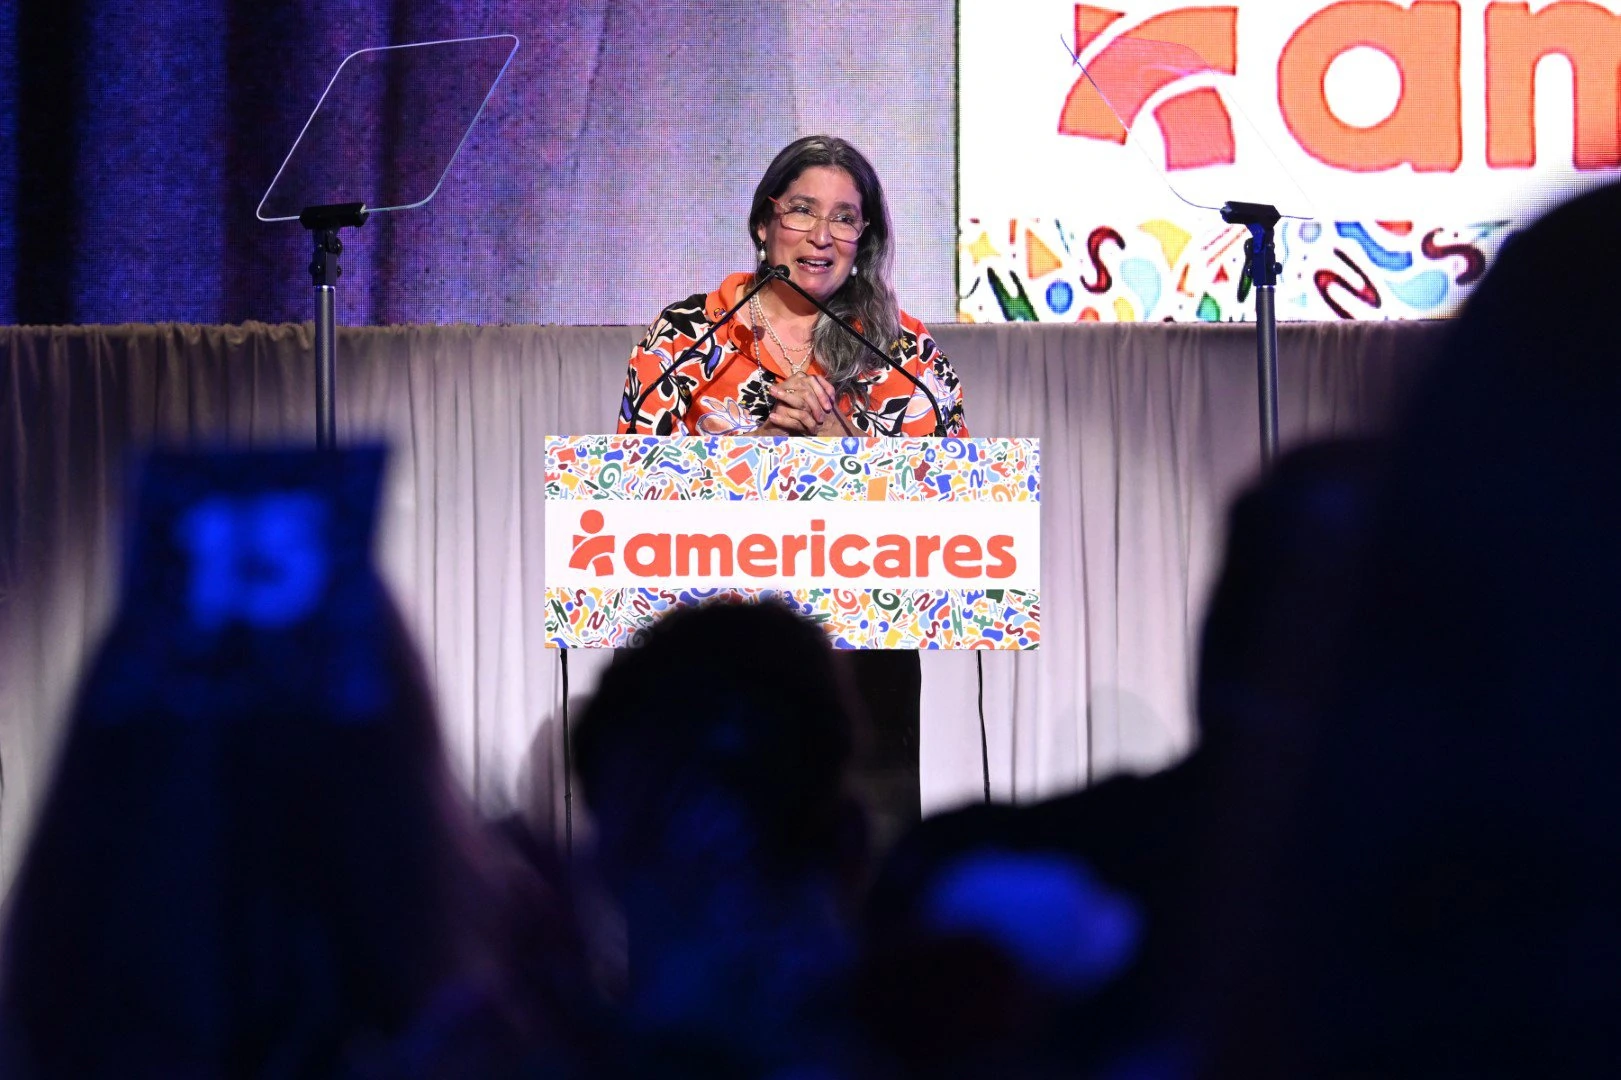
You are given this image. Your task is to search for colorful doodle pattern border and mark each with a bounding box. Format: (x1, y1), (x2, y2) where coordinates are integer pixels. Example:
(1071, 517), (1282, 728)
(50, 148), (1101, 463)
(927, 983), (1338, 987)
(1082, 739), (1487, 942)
(546, 435), (1041, 504)
(960, 215), (1510, 324)
(545, 586), (1040, 650)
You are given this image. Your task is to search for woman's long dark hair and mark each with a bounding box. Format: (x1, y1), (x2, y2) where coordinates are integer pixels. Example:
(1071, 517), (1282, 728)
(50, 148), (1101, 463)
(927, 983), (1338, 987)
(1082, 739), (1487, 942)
(749, 135), (900, 392)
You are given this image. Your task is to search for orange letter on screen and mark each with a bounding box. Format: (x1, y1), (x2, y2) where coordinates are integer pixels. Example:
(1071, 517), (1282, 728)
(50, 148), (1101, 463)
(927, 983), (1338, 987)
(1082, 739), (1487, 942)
(1278, 1), (1462, 173)
(1487, 1), (1621, 170)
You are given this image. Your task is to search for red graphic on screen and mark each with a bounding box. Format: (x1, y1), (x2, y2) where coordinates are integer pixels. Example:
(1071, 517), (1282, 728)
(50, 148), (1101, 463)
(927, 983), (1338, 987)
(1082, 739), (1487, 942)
(1421, 228), (1488, 286)
(1314, 249), (1382, 319)
(1060, 5), (1239, 170)
(1080, 227), (1126, 294)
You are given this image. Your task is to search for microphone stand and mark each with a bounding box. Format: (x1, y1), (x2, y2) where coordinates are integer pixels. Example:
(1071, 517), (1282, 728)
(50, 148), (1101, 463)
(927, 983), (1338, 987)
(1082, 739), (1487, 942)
(1222, 201), (1282, 466)
(774, 271), (949, 438)
(624, 265), (789, 435)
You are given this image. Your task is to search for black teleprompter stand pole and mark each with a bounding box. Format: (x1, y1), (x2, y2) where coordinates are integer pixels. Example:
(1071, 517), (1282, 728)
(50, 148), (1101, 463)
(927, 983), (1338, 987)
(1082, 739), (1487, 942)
(299, 202), (368, 450)
(1222, 200), (1282, 467)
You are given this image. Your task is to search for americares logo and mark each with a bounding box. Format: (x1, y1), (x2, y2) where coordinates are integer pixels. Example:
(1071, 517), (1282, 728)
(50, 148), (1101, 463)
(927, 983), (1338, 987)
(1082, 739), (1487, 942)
(1063, 1), (1621, 173)
(566, 509), (1018, 582)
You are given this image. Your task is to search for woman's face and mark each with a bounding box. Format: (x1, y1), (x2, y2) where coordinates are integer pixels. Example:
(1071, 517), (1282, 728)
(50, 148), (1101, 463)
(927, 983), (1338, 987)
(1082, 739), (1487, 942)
(756, 165), (864, 303)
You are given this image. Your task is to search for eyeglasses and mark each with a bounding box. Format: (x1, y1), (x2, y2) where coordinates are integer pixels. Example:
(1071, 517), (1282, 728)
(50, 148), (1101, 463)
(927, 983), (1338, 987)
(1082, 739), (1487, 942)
(769, 197), (866, 242)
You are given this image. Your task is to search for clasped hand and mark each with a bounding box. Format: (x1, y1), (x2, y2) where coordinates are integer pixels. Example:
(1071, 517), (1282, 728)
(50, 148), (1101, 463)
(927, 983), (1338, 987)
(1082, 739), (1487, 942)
(757, 374), (850, 436)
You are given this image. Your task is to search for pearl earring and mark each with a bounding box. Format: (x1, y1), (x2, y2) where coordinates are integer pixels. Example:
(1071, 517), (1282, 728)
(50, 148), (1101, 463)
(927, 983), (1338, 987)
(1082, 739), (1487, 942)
(850, 264), (859, 277)
(757, 245), (766, 263)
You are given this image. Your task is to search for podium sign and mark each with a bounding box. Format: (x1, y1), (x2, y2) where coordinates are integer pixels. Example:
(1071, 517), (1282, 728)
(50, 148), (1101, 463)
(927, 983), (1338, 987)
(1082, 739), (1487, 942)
(545, 436), (1040, 649)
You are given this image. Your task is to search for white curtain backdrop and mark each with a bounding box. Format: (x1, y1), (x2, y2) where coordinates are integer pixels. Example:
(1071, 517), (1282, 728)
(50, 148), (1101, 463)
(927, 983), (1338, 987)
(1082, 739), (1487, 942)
(0, 320), (1439, 897)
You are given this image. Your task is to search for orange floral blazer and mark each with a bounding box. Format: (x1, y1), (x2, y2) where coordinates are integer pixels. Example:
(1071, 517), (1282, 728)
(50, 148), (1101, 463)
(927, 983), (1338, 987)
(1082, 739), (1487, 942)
(617, 272), (969, 437)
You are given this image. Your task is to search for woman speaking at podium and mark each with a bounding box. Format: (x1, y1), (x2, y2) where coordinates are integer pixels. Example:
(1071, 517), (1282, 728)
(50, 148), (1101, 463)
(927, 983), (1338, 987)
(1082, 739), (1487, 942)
(615, 135), (969, 851)
(616, 135), (968, 440)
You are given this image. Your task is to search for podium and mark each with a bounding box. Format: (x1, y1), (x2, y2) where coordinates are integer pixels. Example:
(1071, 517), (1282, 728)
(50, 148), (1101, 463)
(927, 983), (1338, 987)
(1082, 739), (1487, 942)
(545, 436), (1041, 649)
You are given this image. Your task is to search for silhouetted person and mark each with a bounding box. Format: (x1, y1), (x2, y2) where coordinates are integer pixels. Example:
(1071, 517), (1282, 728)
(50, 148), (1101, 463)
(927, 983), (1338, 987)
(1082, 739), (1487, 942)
(0, 448), (552, 1078)
(863, 438), (1385, 1077)
(1203, 180), (1621, 1078)
(572, 599), (868, 1078)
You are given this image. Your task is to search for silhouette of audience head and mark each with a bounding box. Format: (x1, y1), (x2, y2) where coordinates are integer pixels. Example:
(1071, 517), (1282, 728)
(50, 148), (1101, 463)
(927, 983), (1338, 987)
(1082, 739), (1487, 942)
(859, 439), (1394, 1077)
(575, 598), (860, 889)
(572, 598), (866, 1075)
(1172, 437), (1389, 1073)
(1196, 437), (1385, 757)
(0, 448), (521, 1077)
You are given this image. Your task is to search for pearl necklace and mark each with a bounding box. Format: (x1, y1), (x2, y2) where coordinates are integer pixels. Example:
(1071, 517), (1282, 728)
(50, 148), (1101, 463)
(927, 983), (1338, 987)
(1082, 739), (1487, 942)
(750, 293), (814, 376)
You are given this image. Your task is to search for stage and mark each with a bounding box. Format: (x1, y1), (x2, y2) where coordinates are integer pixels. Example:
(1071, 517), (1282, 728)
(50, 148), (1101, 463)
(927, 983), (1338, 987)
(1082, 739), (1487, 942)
(0, 318), (1438, 893)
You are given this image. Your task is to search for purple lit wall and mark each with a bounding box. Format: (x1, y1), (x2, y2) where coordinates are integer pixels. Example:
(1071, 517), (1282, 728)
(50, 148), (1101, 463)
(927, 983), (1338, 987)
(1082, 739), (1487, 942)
(3, 1), (956, 327)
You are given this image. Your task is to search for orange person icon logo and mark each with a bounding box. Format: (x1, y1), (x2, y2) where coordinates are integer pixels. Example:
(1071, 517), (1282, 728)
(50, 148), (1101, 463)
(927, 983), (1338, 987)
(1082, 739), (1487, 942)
(569, 508), (616, 575)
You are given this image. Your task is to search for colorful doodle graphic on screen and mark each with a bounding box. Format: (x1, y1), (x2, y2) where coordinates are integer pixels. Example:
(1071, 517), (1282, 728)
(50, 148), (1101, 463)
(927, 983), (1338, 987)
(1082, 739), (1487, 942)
(959, 216), (1511, 323)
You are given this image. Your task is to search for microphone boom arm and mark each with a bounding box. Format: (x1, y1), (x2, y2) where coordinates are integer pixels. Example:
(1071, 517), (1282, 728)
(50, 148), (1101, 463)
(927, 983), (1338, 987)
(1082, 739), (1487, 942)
(624, 265), (790, 435)
(773, 270), (950, 438)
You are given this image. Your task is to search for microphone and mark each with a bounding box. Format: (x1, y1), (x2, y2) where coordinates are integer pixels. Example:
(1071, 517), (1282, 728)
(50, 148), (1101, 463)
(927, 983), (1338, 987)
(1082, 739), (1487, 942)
(625, 264), (790, 435)
(771, 266), (949, 438)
